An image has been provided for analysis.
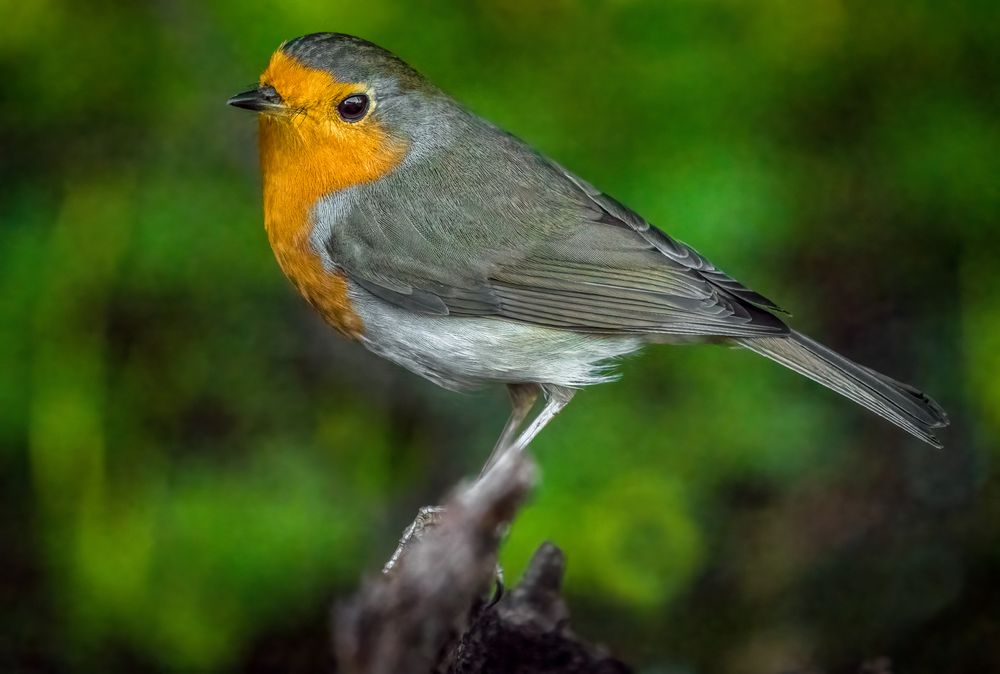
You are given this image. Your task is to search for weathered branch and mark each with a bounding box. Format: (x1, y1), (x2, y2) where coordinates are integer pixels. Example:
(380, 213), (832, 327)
(447, 542), (631, 674)
(333, 451), (630, 674)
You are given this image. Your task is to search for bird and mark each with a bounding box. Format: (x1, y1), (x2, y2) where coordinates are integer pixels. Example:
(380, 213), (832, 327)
(228, 32), (948, 469)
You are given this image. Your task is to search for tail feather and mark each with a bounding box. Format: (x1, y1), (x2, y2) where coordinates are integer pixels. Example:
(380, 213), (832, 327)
(738, 331), (949, 448)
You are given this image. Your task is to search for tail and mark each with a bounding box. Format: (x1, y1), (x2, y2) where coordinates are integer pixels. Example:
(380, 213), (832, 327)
(738, 331), (949, 448)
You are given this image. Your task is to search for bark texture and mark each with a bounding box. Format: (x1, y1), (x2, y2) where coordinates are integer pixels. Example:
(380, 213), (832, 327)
(333, 452), (630, 674)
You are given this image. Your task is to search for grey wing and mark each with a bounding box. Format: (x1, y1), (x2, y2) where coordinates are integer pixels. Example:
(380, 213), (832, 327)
(323, 139), (787, 338)
(481, 228), (784, 336)
(551, 163), (786, 315)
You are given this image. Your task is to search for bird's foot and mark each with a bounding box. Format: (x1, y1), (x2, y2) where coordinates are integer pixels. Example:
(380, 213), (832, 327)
(383, 504), (506, 605)
(383, 504), (445, 574)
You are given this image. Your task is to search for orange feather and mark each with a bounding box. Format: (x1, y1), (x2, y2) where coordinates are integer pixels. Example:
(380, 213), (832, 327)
(256, 51), (407, 339)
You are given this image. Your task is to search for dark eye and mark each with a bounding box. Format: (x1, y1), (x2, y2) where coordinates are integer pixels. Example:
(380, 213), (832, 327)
(337, 94), (370, 122)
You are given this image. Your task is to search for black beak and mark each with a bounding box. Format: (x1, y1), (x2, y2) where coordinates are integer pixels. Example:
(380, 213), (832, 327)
(227, 87), (283, 112)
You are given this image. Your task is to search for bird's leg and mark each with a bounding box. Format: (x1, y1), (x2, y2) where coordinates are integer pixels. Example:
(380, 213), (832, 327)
(479, 383), (541, 477)
(506, 384), (575, 456)
(479, 386), (573, 598)
(465, 384), (540, 600)
(384, 384), (540, 576)
(384, 384), (566, 600)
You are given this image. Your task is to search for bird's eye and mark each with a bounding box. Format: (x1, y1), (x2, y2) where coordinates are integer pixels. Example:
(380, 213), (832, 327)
(337, 94), (370, 122)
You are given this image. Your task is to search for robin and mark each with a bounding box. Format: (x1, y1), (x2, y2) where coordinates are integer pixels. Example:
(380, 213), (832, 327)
(228, 33), (948, 469)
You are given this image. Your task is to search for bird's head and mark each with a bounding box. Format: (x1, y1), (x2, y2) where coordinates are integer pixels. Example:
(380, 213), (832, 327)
(229, 33), (433, 194)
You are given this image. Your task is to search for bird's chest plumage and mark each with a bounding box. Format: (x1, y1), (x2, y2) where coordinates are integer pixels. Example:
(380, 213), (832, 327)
(264, 213), (362, 339)
(257, 114), (404, 339)
(261, 172), (363, 339)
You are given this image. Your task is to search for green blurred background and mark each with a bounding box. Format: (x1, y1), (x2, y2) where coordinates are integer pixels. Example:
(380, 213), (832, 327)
(2, 1), (998, 672)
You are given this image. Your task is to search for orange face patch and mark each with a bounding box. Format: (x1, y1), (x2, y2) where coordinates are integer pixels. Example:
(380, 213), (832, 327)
(255, 50), (408, 339)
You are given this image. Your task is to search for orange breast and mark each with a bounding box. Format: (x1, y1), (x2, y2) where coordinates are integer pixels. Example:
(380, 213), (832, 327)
(256, 52), (407, 339)
(258, 126), (362, 339)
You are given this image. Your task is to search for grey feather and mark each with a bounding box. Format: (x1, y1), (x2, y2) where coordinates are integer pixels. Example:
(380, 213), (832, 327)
(738, 332), (948, 447)
(315, 105), (787, 339)
(552, 164), (787, 313)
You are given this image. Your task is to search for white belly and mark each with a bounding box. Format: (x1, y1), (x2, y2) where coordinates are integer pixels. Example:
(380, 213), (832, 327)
(349, 283), (643, 391)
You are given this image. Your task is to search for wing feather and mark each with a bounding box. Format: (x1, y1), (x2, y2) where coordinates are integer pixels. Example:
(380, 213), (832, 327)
(322, 117), (787, 338)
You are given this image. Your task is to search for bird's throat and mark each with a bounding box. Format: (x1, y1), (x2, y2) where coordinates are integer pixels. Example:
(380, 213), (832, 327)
(257, 115), (403, 339)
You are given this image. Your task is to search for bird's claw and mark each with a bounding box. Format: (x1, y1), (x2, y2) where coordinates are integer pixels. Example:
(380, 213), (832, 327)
(383, 506), (506, 609)
(487, 564), (505, 608)
(383, 505), (446, 573)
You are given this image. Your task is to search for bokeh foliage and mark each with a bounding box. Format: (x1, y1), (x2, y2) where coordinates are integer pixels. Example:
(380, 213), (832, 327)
(2, 1), (998, 672)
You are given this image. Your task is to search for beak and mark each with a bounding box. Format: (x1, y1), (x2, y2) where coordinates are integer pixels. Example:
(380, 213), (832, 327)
(227, 87), (284, 113)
